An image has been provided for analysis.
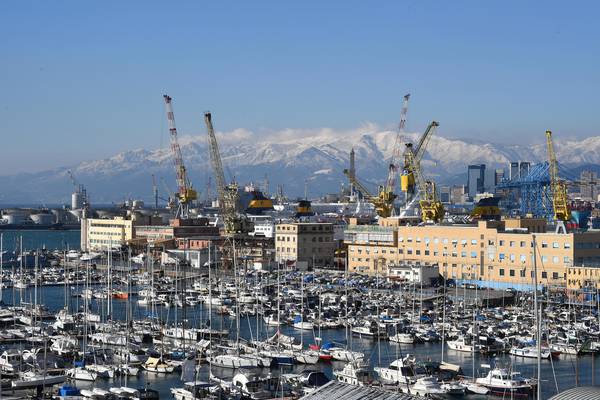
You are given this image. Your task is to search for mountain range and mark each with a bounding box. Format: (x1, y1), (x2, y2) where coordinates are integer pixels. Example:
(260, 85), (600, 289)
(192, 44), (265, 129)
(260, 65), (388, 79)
(2, 124), (600, 205)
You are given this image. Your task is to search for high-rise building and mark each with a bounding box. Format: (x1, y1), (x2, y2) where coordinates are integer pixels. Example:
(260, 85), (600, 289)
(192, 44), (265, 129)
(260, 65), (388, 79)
(467, 164), (486, 199)
(519, 162), (531, 179)
(450, 184), (468, 204)
(440, 185), (451, 203)
(495, 169), (505, 185)
(509, 161), (530, 181)
(580, 170), (598, 200)
(510, 162), (519, 181)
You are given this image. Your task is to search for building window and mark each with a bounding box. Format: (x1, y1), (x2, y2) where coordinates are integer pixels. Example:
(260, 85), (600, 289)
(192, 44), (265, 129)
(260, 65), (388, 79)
(520, 255), (526, 263)
(509, 241), (515, 247)
(520, 241), (526, 247)
(520, 269), (526, 277)
(542, 242), (548, 248)
(499, 240), (504, 246)
(542, 271), (547, 279)
(471, 239), (477, 245)
(564, 243), (571, 249)
(553, 242), (559, 249)
(499, 269), (505, 276)
(542, 256), (548, 263)
(552, 272), (559, 280)
(552, 256), (559, 264)
(510, 269), (515, 277)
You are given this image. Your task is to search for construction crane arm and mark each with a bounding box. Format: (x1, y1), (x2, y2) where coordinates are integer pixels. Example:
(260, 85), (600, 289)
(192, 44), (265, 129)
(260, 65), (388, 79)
(163, 95), (197, 218)
(385, 94), (410, 192)
(343, 169), (374, 199)
(414, 121), (439, 164)
(204, 112), (227, 213)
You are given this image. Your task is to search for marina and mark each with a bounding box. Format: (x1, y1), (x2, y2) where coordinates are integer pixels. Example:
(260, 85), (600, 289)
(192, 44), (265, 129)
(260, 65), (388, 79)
(0, 231), (599, 399)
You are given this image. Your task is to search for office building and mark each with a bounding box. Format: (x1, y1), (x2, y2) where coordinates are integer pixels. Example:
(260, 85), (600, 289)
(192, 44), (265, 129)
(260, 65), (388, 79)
(275, 222), (335, 269)
(467, 164), (486, 199)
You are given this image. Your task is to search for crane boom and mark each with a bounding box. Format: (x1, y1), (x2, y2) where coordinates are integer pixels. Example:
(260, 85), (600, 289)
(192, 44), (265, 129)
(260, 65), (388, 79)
(414, 121), (439, 164)
(204, 112), (253, 235)
(163, 95), (197, 218)
(545, 130), (570, 226)
(204, 112), (227, 213)
(400, 121), (439, 197)
(385, 94), (410, 191)
(404, 122), (444, 223)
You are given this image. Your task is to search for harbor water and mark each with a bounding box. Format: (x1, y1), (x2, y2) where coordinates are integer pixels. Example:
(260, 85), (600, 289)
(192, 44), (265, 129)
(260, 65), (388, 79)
(2, 230), (599, 399)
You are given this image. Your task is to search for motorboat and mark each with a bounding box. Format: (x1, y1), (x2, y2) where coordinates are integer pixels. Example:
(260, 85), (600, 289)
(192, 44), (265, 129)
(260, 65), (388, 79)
(12, 371), (66, 388)
(333, 360), (376, 386)
(142, 356), (176, 373)
(475, 366), (536, 397)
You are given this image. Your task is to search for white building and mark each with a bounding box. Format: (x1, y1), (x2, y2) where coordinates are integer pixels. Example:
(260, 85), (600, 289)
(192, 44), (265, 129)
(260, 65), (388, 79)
(387, 263), (440, 286)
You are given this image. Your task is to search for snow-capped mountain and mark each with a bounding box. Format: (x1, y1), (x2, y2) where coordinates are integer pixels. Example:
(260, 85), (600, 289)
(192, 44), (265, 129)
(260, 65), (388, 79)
(1, 124), (599, 204)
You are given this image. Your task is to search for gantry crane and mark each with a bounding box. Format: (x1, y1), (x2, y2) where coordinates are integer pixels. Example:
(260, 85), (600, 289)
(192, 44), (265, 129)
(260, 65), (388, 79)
(163, 95), (198, 219)
(342, 95), (411, 218)
(403, 121), (444, 223)
(204, 111), (253, 236)
(545, 130), (570, 233)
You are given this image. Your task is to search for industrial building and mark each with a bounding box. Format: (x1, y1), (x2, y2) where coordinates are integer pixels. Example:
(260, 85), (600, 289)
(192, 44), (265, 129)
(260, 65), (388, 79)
(345, 217), (600, 290)
(275, 222), (335, 269)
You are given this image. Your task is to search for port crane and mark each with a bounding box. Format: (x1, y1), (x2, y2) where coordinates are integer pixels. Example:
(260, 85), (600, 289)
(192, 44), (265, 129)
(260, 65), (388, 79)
(545, 130), (570, 233)
(204, 111), (253, 236)
(163, 95), (198, 219)
(400, 120), (439, 199)
(402, 121), (444, 223)
(386, 94), (411, 195)
(342, 95), (411, 218)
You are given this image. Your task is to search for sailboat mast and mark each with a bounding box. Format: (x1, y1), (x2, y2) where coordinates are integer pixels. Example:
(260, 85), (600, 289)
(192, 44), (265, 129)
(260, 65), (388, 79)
(533, 234), (541, 399)
(0, 233), (3, 302)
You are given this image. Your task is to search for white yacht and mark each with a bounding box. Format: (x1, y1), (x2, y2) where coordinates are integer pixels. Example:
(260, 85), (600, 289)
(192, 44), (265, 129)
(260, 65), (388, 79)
(333, 361), (376, 386)
(330, 347), (365, 362)
(12, 371), (66, 388)
(410, 377), (445, 396)
(475, 366), (536, 397)
(389, 332), (416, 344)
(374, 355), (422, 385)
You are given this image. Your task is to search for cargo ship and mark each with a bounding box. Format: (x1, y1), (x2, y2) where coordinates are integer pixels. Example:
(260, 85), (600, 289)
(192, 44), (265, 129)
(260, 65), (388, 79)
(239, 185), (274, 215)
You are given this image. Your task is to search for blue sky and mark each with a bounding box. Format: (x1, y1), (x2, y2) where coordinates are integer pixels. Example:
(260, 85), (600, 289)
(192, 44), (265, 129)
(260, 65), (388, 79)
(1, 1), (599, 173)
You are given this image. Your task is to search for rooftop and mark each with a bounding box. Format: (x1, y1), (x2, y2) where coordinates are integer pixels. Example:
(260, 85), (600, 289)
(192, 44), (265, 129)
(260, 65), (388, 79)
(300, 381), (418, 400)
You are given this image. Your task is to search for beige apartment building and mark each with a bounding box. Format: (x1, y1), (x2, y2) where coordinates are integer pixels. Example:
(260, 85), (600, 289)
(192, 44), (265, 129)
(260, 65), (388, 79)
(275, 222), (335, 269)
(81, 217), (135, 251)
(345, 217), (600, 290)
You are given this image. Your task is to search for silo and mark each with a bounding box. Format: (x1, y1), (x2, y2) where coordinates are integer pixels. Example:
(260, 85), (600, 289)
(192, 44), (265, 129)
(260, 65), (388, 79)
(72, 192), (84, 210)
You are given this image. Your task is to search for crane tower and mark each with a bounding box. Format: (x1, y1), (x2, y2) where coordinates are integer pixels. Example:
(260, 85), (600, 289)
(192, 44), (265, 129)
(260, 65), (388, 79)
(163, 95), (198, 219)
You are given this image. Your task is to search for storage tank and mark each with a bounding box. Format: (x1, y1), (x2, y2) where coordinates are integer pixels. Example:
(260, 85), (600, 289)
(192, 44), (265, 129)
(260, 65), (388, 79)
(72, 192), (84, 210)
(2, 212), (27, 225)
(30, 213), (55, 225)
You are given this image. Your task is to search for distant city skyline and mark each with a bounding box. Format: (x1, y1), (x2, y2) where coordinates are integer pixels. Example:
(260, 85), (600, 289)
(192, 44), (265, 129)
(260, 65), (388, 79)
(1, 1), (599, 173)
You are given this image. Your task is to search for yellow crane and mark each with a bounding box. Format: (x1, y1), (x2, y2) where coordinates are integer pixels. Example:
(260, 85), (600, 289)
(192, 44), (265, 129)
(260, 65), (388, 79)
(342, 168), (396, 218)
(403, 121), (444, 223)
(545, 130), (570, 233)
(400, 121), (439, 197)
(342, 95), (410, 218)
